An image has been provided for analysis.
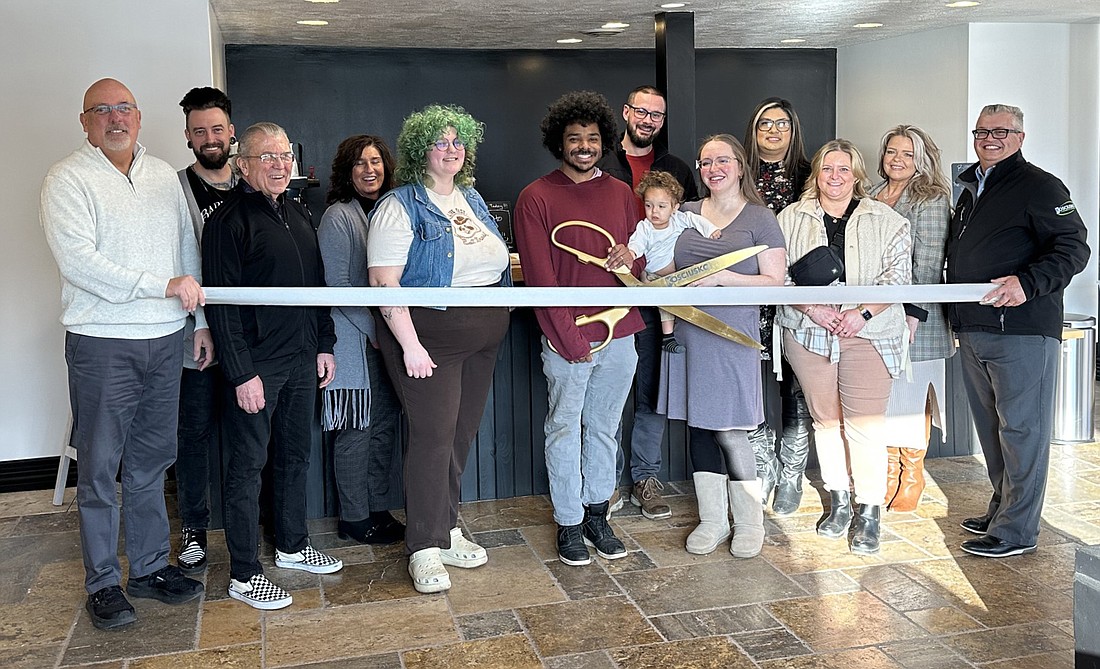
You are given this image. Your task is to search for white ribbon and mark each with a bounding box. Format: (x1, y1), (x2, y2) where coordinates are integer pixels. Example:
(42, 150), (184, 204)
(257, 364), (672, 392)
(203, 284), (995, 307)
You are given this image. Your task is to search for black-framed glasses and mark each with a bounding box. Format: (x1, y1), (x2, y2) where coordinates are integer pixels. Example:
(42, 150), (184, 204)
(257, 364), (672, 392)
(757, 118), (792, 132)
(241, 152), (295, 164)
(83, 103), (138, 116)
(972, 128), (1022, 140)
(625, 104), (666, 122)
(431, 138), (466, 152)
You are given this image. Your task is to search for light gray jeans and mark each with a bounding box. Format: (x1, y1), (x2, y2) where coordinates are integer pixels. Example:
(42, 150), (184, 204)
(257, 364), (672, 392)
(542, 336), (637, 526)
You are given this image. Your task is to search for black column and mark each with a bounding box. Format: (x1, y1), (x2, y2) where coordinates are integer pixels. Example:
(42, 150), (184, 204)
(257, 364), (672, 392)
(655, 12), (696, 162)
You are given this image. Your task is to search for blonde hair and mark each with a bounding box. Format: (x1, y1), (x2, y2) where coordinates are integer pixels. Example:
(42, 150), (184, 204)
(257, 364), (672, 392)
(876, 124), (952, 205)
(802, 139), (870, 201)
(635, 170), (684, 203)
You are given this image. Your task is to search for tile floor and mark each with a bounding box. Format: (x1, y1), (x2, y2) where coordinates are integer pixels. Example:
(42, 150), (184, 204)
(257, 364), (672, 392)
(2, 444), (1099, 668)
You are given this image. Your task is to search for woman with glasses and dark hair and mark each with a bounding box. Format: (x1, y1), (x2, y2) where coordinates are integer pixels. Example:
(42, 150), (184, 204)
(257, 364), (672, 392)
(367, 105), (511, 594)
(869, 125), (954, 513)
(662, 134), (786, 559)
(776, 139), (911, 555)
(317, 135), (405, 546)
(741, 97), (814, 516)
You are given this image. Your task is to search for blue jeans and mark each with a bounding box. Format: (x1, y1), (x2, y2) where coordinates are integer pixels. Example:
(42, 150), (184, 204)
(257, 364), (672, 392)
(957, 332), (1058, 546)
(542, 335), (638, 526)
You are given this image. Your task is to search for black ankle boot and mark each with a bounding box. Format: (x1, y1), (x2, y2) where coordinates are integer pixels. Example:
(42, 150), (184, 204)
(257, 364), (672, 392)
(556, 523), (591, 566)
(338, 513), (404, 545)
(582, 501), (627, 559)
(850, 504), (881, 554)
(817, 490), (852, 539)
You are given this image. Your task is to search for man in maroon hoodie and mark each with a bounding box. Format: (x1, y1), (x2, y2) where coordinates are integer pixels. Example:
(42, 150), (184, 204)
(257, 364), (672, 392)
(515, 91), (646, 567)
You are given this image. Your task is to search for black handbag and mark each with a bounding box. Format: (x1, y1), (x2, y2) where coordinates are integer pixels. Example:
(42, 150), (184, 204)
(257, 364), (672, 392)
(789, 245), (844, 286)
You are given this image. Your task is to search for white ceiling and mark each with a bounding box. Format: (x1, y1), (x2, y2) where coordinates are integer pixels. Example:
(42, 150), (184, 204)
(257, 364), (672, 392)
(210, 0), (1099, 50)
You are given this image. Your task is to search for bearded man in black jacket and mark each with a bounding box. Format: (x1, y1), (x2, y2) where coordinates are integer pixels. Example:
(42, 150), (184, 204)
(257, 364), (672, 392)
(946, 103), (1089, 558)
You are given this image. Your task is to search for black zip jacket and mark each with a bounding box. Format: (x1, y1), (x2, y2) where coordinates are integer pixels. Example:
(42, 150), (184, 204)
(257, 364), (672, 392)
(597, 142), (700, 202)
(202, 183), (336, 386)
(945, 150), (1089, 339)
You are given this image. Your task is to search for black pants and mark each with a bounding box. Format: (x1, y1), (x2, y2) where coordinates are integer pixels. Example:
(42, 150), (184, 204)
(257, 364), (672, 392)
(175, 366), (222, 530)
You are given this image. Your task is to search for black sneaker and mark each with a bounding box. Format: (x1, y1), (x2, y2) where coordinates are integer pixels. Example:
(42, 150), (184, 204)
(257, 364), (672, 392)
(177, 528), (207, 573)
(126, 565), (204, 605)
(86, 585), (136, 630)
(582, 501), (628, 559)
(556, 523), (591, 566)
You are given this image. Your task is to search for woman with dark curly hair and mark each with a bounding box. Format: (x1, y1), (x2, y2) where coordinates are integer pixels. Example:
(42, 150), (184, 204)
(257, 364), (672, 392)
(317, 135), (404, 546)
(741, 97), (814, 516)
(367, 105), (511, 593)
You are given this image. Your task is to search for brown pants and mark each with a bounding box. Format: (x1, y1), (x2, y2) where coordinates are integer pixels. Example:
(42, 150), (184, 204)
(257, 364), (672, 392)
(376, 306), (510, 554)
(782, 331), (893, 505)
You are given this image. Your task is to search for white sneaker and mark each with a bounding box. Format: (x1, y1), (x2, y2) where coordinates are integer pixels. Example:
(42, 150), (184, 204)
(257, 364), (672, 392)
(275, 544), (343, 574)
(439, 527), (488, 568)
(228, 574), (292, 610)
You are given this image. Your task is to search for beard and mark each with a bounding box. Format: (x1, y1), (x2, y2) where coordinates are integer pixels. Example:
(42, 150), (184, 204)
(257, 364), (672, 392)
(626, 124), (657, 149)
(194, 142), (230, 170)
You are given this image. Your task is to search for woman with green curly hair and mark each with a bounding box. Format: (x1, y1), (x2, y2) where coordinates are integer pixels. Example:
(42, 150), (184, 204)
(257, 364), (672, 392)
(366, 104), (511, 595)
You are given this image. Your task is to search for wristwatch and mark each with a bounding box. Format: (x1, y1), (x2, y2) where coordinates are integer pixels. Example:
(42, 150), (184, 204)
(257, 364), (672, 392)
(858, 305), (873, 321)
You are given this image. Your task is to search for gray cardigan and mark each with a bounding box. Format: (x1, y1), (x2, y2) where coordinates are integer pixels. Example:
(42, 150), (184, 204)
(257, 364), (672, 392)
(317, 200), (377, 397)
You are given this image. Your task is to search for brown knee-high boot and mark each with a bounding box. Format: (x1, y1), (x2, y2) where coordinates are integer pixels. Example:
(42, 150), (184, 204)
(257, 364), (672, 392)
(884, 447), (902, 507)
(890, 448), (926, 512)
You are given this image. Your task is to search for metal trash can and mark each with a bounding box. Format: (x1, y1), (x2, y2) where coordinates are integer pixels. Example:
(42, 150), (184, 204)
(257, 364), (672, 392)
(1053, 313), (1096, 443)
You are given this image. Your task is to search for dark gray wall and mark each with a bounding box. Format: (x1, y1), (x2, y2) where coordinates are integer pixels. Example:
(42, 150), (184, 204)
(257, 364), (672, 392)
(225, 45), (836, 216)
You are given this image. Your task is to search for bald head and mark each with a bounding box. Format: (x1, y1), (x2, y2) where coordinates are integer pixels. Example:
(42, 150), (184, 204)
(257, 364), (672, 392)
(80, 78), (141, 171)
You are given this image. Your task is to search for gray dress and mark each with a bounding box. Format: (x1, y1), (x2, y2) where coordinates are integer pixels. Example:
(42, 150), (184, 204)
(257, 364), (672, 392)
(659, 202), (786, 431)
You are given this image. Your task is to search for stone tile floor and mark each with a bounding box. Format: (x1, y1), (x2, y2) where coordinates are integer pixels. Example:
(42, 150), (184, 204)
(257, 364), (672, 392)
(2, 445), (1099, 668)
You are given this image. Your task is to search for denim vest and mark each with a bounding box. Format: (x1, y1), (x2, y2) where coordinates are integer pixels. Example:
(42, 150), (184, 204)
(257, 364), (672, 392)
(372, 183), (512, 307)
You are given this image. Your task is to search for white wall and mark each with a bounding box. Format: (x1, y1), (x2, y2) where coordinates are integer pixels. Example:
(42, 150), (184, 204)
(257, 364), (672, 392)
(968, 23), (1099, 317)
(839, 22), (1099, 319)
(0, 0), (219, 461)
(837, 25), (971, 172)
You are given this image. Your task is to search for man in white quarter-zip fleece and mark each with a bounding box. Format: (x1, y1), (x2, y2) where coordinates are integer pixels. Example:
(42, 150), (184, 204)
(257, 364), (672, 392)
(40, 78), (209, 630)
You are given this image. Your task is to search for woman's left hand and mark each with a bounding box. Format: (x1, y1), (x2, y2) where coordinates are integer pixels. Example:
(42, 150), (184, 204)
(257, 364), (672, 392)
(833, 309), (867, 338)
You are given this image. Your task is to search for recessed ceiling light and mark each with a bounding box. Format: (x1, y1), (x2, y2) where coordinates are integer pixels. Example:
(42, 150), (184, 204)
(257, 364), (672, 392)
(557, 38), (583, 44)
(944, 0), (980, 6)
(781, 38), (806, 43)
(853, 22), (883, 28)
(660, 3), (687, 8)
(305, 0), (339, 3)
(602, 22), (630, 29)
(296, 19), (329, 26)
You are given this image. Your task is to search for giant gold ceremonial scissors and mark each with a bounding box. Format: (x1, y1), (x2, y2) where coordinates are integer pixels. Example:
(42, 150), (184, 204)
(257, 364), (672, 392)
(550, 220), (766, 353)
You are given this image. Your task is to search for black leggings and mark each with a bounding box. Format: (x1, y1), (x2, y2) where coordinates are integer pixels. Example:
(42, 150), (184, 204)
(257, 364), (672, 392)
(688, 427), (756, 481)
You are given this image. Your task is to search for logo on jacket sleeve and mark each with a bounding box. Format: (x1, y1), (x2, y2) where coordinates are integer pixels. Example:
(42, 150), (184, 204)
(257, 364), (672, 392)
(1055, 201), (1077, 216)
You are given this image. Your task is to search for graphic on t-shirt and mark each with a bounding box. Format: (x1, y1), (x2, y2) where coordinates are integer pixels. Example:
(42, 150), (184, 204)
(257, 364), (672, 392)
(450, 209), (487, 246)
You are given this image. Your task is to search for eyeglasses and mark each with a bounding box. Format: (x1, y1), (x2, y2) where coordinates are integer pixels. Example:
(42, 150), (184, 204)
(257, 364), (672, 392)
(431, 138), (466, 152)
(242, 152), (296, 164)
(971, 128), (1023, 140)
(696, 156), (736, 170)
(83, 103), (138, 116)
(757, 118), (792, 132)
(625, 104), (666, 122)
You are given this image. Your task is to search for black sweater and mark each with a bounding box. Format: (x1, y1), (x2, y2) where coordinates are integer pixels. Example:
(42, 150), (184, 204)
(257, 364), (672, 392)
(946, 150), (1089, 339)
(202, 183), (336, 386)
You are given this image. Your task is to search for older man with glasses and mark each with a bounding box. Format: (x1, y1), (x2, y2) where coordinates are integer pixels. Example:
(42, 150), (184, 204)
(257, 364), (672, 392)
(597, 85), (700, 521)
(203, 122), (342, 610)
(40, 78), (207, 630)
(946, 103), (1089, 558)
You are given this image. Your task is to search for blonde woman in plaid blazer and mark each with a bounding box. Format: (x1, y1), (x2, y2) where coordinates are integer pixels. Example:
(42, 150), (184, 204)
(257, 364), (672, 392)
(869, 124), (954, 513)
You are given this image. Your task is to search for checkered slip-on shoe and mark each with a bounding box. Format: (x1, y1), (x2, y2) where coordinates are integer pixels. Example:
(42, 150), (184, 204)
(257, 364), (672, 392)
(274, 544), (343, 574)
(228, 574), (292, 610)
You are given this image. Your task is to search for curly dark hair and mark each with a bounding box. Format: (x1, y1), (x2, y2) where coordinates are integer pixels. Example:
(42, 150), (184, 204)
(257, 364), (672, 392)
(539, 91), (619, 160)
(325, 134), (396, 205)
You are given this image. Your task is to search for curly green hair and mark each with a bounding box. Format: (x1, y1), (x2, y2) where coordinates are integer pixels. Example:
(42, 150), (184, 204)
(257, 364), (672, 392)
(395, 104), (484, 188)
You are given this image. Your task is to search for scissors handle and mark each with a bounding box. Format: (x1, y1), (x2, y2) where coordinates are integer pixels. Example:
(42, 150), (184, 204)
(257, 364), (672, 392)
(547, 306), (632, 356)
(550, 221), (631, 275)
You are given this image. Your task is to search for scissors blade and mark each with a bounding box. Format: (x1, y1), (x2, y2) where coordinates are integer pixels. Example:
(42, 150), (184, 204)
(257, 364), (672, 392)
(660, 305), (763, 350)
(649, 245), (768, 287)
